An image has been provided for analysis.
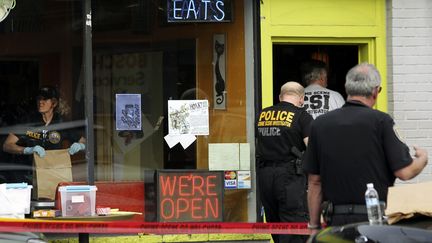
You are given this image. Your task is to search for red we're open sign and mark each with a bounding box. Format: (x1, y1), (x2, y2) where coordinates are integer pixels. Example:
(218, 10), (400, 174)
(157, 170), (224, 222)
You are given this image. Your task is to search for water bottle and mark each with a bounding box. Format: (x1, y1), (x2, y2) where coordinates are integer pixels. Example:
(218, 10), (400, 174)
(365, 183), (382, 225)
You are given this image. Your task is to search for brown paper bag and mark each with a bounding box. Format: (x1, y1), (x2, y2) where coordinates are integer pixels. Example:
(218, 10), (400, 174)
(386, 181), (432, 224)
(33, 149), (72, 200)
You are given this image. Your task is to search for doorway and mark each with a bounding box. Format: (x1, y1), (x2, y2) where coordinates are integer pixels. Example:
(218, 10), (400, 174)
(272, 45), (358, 105)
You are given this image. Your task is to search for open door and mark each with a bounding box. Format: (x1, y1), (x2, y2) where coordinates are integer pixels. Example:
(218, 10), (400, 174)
(266, 37), (386, 111)
(272, 44), (358, 105)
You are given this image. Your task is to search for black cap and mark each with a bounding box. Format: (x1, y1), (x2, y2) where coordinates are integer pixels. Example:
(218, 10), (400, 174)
(37, 86), (59, 99)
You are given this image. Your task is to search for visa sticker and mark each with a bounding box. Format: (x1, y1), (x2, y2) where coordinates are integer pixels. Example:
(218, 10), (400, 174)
(224, 180), (237, 189)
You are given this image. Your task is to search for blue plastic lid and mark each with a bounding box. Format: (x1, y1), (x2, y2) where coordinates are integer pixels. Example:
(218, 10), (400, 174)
(5, 182), (30, 189)
(59, 185), (97, 192)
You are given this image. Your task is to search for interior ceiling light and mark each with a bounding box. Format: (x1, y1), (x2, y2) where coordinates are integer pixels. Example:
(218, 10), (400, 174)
(0, 0), (15, 22)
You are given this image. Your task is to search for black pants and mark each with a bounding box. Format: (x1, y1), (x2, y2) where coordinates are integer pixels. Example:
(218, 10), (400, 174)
(257, 163), (308, 243)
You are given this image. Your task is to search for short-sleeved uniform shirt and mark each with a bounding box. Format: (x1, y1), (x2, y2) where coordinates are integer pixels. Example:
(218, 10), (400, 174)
(304, 84), (345, 119)
(303, 100), (412, 204)
(256, 101), (313, 162)
(16, 113), (82, 150)
(6, 113), (83, 183)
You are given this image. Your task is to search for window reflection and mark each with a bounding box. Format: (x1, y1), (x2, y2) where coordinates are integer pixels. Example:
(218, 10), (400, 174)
(0, 0), (250, 223)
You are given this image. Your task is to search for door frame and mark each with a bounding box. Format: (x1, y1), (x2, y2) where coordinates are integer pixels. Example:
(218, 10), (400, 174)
(262, 37), (387, 112)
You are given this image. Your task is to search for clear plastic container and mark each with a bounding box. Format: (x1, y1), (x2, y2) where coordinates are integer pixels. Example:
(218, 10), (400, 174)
(58, 185), (97, 217)
(0, 183), (33, 218)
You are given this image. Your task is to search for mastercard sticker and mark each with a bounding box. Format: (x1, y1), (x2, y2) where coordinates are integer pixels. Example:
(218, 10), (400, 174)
(224, 171), (237, 189)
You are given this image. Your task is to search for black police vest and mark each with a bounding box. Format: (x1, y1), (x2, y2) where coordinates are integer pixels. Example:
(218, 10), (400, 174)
(256, 102), (308, 162)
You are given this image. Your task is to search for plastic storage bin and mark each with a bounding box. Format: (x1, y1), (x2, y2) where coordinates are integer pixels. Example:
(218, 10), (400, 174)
(0, 183), (33, 219)
(58, 185), (97, 217)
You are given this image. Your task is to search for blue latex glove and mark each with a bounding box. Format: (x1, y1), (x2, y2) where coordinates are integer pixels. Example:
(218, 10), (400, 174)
(68, 142), (85, 155)
(23, 145), (46, 158)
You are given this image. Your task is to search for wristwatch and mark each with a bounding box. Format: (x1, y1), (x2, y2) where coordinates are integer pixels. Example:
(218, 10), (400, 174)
(307, 222), (321, 230)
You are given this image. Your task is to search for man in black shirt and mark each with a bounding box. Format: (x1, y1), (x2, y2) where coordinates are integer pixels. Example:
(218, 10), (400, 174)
(256, 81), (313, 243)
(303, 63), (428, 230)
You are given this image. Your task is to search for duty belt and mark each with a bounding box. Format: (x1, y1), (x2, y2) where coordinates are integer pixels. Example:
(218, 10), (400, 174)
(333, 204), (367, 215)
(258, 159), (295, 168)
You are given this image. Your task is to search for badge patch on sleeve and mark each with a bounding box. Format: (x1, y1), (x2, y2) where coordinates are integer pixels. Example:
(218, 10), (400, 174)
(393, 125), (405, 142)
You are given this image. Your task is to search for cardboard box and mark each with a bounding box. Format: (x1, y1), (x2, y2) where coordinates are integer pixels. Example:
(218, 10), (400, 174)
(33, 149), (72, 200)
(386, 181), (432, 224)
(0, 183), (33, 219)
(59, 185), (97, 217)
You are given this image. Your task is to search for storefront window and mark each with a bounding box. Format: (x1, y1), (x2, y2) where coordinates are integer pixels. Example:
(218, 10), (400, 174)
(0, 0), (256, 224)
(0, 0), (86, 189)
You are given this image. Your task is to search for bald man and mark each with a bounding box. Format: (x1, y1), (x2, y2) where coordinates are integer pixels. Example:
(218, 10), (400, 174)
(256, 81), (313, 243)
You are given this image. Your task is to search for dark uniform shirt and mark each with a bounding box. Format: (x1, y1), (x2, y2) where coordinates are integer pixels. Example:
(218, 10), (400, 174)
(4, 113), (82, 184)
(256, 101), (312, 163)
(15, 113), (81, 150)
(303, 100), (412, 204)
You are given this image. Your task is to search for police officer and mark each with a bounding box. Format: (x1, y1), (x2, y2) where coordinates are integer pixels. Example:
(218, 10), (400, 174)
(304, 63), (428, 230)
(302, 60), (345, 119)
(256, 81), (313, 243)
(2, 86), (86, 184)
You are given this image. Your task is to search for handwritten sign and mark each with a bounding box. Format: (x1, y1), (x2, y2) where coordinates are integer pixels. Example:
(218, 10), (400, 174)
(167, 0), (232, 22)
(157, 170), (224, 222)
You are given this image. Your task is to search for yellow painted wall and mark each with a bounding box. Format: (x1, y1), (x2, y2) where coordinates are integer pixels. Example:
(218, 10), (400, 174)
(260, 0), (387, 111)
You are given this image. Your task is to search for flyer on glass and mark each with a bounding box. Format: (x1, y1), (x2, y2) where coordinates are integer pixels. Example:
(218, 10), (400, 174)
(168, 100), (209, 135)
(116, 94), (142, 131)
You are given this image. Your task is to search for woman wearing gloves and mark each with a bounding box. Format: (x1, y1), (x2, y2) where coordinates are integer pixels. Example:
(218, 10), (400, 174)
(3, 85), (85, 161)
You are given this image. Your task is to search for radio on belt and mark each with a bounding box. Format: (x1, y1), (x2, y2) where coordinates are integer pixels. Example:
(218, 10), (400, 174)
(58, 185), (97, 217)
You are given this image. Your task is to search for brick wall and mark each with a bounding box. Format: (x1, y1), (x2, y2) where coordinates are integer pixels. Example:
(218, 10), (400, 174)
(387, 0), (432, 183)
